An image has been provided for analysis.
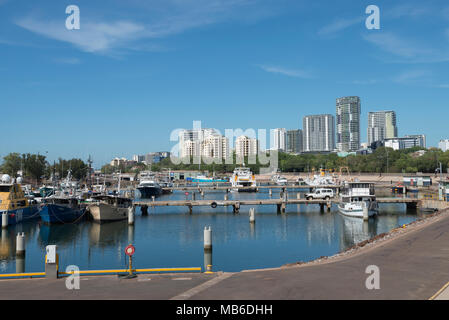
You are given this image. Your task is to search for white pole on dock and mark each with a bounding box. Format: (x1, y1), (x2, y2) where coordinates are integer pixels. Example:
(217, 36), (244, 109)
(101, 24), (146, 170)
(1, 212), (8, 229)
(128, 206), (135, 225)
(249, 208), (255, 224)
(297, 192), (301, 200)
(16, 232), (25, 257)
(204, 226), (212, 251)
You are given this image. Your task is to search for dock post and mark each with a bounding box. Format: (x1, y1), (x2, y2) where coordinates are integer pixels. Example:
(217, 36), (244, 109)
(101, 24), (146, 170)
(201, 190), (204, 197)
(277, 204), (281, 214)
(188, 205), (193, 214)
(16, 232), (25, 257)
(249, 208), (255, 224)
(224, 194), (228, 201)
(281, 202), (286, 213)
(204, 226), (212, 251)
(326, 201), (331, 211)
(269, 189), (272, 196)
(141, 205), (148, 216)
(319, 203), (325, 211)
(297, 192), (301, 200)
(233, 202), (240, 214)
(128, 206), (135, 225)
(193, 193), (196, 201)
(45, 245), (58, 279)
(1, 212), (7, 229)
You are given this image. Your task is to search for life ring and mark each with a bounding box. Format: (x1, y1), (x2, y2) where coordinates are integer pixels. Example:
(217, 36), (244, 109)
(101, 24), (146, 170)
(211, 202), (217, 209)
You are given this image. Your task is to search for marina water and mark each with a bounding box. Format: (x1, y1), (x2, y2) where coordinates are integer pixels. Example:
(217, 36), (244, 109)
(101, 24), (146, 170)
(0, 189), (427, 274)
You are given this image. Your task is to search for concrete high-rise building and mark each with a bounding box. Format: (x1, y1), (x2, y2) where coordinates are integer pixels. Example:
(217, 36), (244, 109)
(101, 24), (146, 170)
(368, 111), (398, 144)
(303, 114), (335, 152)
(439, 139), (449, 152)
(235, 136), (258, 158)
(202, 135), (229, 160)
(336, 96), (361, 152)
(179, 128), (228, 159)
(271, 128), (287, 152)
(286, 129), (303, 154)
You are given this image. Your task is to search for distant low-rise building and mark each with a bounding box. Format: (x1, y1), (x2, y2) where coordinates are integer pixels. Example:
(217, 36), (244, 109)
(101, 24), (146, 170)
(383, 135), (426, 151)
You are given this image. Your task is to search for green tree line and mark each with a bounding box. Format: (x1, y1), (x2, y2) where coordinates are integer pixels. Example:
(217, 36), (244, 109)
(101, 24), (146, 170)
(102, 147), (449, 175)
(0, 153), (89, 183)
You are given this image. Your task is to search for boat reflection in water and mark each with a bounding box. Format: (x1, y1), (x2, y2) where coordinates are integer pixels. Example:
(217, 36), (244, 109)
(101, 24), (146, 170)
(88, 220), (129, 248)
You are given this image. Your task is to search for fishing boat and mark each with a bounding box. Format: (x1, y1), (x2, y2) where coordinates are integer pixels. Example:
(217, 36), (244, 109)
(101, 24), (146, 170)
(231, 167), (257, 192)
(39, 196), (86, 224)
(88, 195), (133, 223)
(0, 174), (40, 225)
(338, 182), (378, 219)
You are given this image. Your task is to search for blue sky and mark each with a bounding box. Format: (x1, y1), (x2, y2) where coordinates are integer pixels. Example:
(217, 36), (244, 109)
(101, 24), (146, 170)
(1, 0), (449, 168)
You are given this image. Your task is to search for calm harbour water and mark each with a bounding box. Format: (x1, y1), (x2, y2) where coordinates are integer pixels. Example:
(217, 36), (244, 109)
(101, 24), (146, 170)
(0, 188), (427, 273)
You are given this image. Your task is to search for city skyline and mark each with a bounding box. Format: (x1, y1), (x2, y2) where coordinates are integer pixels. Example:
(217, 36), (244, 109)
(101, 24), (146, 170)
(1, 0), (449, 167)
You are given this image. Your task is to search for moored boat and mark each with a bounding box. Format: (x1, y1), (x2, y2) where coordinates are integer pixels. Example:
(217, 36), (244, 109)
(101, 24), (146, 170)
(231, 167), (257, 192)
(40, 196), (86, 224)
(0, 175), (40, 225)
(88, 195), (133, 223)
(338, 182), (378, 219)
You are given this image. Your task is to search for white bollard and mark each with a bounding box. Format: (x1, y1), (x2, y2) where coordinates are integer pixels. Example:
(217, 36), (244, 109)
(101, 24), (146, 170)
(1, 212), (8, 229)
(249, 208), (255, 224)
(16, 232), (25, 257)
(224, 194), (228, 201)
(297, 192), (301, 200)
(128, 206), (135, 225)
(204, 226), (212, 251)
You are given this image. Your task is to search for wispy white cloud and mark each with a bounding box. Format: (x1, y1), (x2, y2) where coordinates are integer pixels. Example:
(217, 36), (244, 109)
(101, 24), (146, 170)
(363, 32), (449, 63)
(14, 0), (281, 55)
(317, 17), (363, 36)
(393, 69), (431, 84)
(258, 65), (312, 78)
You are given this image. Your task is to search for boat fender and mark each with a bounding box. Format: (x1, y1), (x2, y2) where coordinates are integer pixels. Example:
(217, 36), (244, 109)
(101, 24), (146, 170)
(211, 202), (217, 209)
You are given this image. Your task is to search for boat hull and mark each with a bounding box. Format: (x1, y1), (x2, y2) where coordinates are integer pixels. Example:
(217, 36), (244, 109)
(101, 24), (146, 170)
(136, 186), (162, 198)
(39, 204), (85, 224)
(1, 206), (40, 225)
(337, 204), (378, 218)
(89, 203), (128, 223)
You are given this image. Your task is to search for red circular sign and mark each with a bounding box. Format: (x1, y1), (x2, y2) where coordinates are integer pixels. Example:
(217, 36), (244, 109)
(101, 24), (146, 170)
(125, 245), (135, 256)
(185, 192), (189, 196)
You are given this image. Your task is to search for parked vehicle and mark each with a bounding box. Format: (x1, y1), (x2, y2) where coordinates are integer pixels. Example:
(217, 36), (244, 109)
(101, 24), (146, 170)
(305, 188), (334, 200)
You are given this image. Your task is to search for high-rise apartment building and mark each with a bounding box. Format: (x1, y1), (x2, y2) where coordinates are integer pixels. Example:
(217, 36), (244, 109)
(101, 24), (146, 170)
(286, 129), (303, 154)
(235, 135), (258, 158)
(303, 114), (335, 152)
(179, 128), (228, 160)
(271, 128), (287, 152)
(368, 111), (398, 144)
(336, 96), (361, 152)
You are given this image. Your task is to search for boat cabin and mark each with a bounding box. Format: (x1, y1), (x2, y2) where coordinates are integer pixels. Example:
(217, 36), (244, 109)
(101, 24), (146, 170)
(0, 184), (30, 212)
(341, 182), (375, 198)
(92, 195), (132, 208)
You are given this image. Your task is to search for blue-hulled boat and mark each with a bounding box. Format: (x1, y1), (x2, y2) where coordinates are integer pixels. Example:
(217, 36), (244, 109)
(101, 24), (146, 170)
(0, 176), (40, 225)
(40, 197), (86, 224)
